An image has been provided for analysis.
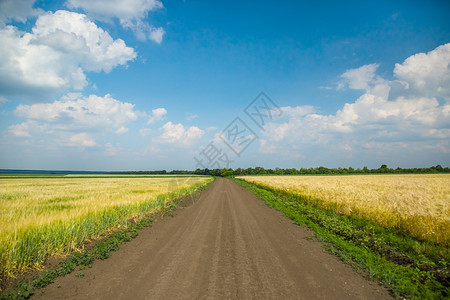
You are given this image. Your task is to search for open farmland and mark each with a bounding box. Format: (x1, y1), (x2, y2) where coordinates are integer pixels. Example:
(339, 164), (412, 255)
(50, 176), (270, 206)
(237, 174), (450, 246)
(0, 175), (212, 279)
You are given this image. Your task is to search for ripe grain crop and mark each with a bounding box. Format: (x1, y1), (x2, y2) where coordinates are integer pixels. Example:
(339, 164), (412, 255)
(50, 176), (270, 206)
(0, 176), (212, 279)
(238, 174), (450, 245)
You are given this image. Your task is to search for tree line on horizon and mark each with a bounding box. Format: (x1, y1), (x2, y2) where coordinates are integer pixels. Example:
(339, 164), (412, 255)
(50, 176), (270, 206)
(112, 165), (449, 177)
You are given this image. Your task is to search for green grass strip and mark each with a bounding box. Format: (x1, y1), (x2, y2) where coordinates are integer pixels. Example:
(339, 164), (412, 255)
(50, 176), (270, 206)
(234, 178), (449, 299)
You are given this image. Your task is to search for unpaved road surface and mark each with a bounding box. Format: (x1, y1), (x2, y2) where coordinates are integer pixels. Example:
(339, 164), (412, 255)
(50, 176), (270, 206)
(33, 178), (392, 299)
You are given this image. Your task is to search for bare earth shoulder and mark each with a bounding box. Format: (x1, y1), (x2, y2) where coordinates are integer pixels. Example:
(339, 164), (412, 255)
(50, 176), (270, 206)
(32, 178), (392, 299)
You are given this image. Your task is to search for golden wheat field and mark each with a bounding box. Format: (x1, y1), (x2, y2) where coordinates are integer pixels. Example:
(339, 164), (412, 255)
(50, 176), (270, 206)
(238, 174), (450, 245)
(0, 175), (212, 278)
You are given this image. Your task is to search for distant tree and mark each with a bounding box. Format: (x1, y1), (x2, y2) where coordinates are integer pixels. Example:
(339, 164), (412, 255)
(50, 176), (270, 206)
(274, 167), (283, 175)
(318, 166), (328, 174)
(255, 167), (266, 174)
(220, 168), (234, 177)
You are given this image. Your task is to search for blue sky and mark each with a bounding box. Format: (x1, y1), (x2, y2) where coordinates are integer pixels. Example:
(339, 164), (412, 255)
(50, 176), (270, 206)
(0, 0), (449, 171)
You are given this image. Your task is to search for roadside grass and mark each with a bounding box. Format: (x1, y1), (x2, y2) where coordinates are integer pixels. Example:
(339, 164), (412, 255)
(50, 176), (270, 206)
(0, 179), (212, 300)
(234, 178), (449, 299)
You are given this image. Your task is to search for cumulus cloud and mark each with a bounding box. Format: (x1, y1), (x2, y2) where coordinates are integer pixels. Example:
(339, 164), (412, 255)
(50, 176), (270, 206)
(15, 94), (138, 130)
(338, 63), (379, 90)
(147, 107), (167, 124)
(4, 93), (147, 156)
(0, 10), (136, 99)
(0, 0), (43, 25)
(67, 0), (165, 43)
(260, 44), (450, 160)
(6, 93), (139, 149)
(158, 121), (204, 146)
(394, 43), (450, 101)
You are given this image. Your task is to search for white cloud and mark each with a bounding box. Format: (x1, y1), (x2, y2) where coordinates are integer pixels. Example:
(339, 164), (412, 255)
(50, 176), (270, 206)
(34, 11), (136, 72)
(394, 43), (450, 101)
(147, 107), (167, 124)
(148, 27), (165, 44)
(6, 93), (139, 148)
(158, 121), (204, 146)
(281, 105), (316, 117)
(15, 94), (138, 130)
(7, 120), (50, 138)
(0, 0), (43, 25)
(116, 126), (128, 134)
(186, 126), (204, 139)
(69, 132), (96, 147)
(338, 63), (379, 90)
(0, 96), (7, 105)
(0, 10), (136, 98)
(260, 44), (450, 160)
(8, 122), (31, 137)
(67, 0), (165, 43)
(67, 0), (163, 21)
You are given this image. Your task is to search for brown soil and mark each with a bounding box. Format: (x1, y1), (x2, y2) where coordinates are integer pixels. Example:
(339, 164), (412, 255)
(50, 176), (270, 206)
(31, 178), (392, 299)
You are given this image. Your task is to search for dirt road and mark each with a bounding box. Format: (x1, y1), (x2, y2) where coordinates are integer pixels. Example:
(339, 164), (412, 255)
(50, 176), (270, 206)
(33, 178), (391, 299)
